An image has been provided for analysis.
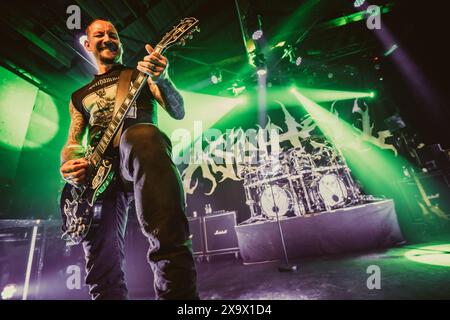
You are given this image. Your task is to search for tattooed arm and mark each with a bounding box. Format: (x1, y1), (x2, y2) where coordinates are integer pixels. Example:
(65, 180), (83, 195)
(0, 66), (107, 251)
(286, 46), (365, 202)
(137, 44), (185, 119)
(59, 101), (88, 186)
(148, 74), (185, 120)
(60, 100), (86, 164)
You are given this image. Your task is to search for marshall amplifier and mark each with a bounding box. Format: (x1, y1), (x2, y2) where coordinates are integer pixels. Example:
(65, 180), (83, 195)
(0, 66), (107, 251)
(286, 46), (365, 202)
(203, 211), (239, 255)
(187, 217), (204, 255)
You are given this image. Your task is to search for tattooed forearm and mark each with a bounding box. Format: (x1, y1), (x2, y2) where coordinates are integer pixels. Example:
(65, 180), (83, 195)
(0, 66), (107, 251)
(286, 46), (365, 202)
(60, 145), (85, 165)
(60, 102), (86, 165)
(149, 76), (185, 119)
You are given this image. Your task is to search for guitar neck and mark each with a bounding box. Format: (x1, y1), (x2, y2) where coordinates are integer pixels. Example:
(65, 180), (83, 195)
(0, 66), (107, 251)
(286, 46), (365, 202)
(90, 46), (164, 164)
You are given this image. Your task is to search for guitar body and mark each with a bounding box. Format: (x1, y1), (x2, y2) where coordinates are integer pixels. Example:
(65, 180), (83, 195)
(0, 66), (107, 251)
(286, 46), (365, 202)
(60, 155), (116, 244)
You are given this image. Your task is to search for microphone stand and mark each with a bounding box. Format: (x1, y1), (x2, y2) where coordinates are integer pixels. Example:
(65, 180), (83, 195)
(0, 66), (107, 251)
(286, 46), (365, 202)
(268, 183), (298, 272)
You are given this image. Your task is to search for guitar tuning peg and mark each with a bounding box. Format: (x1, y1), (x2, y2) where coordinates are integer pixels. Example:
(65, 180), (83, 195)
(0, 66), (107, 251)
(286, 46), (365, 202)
(188, 34), (193, 40)
(195, 26), (200, 32)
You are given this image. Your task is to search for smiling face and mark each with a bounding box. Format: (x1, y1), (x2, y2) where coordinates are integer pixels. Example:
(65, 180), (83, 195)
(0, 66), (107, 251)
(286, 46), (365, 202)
(84, 20), (123, 66)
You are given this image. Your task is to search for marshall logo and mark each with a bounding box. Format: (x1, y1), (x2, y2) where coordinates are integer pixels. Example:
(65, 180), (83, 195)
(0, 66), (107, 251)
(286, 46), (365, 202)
(214, 229), (228, 236)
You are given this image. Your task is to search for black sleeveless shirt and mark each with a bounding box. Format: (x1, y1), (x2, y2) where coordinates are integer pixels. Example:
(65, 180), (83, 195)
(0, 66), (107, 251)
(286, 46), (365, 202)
(71, 64), (157, 144)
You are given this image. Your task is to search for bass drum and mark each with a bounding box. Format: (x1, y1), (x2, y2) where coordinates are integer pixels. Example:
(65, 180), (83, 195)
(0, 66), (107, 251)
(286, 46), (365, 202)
(316, 174), (348, 209)
(259, 184), (293, 219)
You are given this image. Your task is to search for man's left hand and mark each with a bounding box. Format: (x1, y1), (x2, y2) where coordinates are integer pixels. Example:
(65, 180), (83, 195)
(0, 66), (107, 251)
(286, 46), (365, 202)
(137, 44), (168, 80)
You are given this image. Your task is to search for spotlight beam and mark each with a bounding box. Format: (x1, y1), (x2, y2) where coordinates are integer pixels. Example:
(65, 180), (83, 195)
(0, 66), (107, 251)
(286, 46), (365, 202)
(159, 90), (247, 142)
(293, 87), (375, 102)
(264, 87), (375, 107)
(289, 87), (410, 198)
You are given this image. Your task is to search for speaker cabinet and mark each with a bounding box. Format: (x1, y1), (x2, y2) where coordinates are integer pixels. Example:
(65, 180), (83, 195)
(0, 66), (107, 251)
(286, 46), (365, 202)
(187, 217), (204, 255)
(203, 211), (239, 254)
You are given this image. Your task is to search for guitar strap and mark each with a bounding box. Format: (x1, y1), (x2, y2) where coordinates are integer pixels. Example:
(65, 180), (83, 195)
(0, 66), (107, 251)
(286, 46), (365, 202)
(112, 68), (133, 148)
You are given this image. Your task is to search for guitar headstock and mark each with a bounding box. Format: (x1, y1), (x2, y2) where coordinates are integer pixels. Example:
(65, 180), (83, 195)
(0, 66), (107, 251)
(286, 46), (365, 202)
(157, 17), (200, 52)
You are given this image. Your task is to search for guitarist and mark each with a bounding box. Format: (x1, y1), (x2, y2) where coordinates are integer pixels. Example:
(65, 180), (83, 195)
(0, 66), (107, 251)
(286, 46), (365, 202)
(59, 18), (198, 300)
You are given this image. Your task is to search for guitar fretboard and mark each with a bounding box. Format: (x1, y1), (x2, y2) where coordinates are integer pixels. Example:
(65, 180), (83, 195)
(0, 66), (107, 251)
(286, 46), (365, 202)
(91, 71), (149, 164)
(89, 47), (164, 165)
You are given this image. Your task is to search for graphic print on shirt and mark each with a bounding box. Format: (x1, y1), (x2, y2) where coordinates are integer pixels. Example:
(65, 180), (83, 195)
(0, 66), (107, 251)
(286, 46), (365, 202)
(81, 82), (137, 128)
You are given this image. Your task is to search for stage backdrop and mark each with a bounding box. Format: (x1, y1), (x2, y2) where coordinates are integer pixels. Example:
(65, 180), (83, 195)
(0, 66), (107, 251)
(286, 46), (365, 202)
(167, 91), (400, 224)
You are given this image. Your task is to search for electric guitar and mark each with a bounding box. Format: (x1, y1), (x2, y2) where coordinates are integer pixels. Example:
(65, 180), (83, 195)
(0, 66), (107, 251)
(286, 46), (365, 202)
(60, 17), (199, 245)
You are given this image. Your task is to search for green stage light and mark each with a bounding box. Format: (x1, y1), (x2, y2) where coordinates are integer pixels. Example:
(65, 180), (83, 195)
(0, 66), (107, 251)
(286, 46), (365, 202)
(281, 86), (375, 103)
(252, 30), (263, 41)
(0, 66), (38, 151)
(256, 68), (267, 77)
(211, 75), (219, 84)
(298, 87), (375, 102)
(23, 91), (59, 149)
(158, 90), (248, 142)
(272, 41), (286, 48)
(161, 91), (248, 165)
(289, 86), (410, 198)
(0, 66), (60, 181)
(261, 86), (376, 111)
(0, 67), (59, 150)
(405, 244), (450, 268)
(272, 0), (318, 44)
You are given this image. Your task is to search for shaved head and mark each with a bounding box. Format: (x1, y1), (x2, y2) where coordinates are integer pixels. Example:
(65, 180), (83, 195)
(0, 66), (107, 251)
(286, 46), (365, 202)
(85, 18), (113, 36)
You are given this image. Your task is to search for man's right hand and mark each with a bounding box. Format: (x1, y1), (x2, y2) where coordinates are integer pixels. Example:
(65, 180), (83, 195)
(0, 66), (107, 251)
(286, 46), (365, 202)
(60, 158), (89, 187)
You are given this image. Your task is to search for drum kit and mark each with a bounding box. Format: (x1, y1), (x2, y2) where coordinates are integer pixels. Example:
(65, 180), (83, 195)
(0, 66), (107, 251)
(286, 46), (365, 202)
(242, 137), (361, 220)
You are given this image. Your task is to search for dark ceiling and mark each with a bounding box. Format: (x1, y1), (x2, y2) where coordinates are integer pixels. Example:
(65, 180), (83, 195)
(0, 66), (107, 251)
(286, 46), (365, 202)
(0, 0), (396, 98)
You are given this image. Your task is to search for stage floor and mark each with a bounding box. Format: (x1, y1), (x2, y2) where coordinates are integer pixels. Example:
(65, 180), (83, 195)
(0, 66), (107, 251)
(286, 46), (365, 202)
(191, 235), (450, 300)
(122, 234), (450, 300)
(2, 208), (449, 300)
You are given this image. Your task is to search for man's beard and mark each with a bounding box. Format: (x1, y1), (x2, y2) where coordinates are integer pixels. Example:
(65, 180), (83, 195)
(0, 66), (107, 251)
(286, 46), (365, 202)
(99, 53), (121, 64)
(97, 43), (122, 64)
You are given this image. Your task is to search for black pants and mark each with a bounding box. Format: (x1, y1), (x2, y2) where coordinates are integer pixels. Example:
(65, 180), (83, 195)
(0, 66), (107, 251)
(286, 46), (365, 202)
(82, 123), (198, 300)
